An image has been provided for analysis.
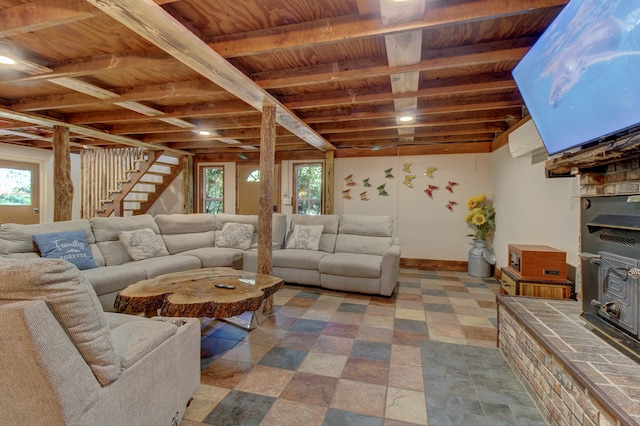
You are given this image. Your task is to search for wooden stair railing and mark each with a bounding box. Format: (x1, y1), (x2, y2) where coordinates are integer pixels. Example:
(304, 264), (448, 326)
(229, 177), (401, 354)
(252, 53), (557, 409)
(81, 148), (183, 218)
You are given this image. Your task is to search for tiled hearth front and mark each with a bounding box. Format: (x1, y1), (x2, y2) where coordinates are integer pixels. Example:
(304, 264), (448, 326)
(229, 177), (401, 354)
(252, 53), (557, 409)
(498, 295), (640, 426)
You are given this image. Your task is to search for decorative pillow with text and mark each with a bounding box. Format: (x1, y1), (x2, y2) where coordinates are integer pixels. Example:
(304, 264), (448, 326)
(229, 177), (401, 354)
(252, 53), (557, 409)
(33, 230), (99, 270)
(286, 224), (324, 250)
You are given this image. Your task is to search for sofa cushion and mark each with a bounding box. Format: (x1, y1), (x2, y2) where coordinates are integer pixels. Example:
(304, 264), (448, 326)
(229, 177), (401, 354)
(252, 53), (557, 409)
(319, 253), (382, 278)
(0, 219), (105, 266)
(272, 248), (330, 270)
(33, 230), (99, 270)
(118, 228), (169, 261)
(215, 213), (287, 249)
(91, 215), (159, 266)
(290, 214), (339, 253)
(155, 213), (216, 254)
(134, 254), (201, 278)
(216, 223), (254, 250)
(0, 258), (121, 386)
(81, 263), (148, 297)
(335, 215), (393, 256)
(109, 318), (177, 369)
(285, 224), (324, 250)
(180, 247), (243, 268)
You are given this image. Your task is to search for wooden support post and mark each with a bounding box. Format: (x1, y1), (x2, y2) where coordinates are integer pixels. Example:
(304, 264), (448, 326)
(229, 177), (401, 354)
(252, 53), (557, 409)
(183, 155), (194, 213)
(324, 150), (334, 214)
(258, 105), (276, 314)
(53, 126), (73, 221)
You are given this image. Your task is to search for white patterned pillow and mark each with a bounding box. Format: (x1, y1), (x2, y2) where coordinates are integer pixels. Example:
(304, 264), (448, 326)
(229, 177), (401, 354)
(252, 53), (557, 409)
(286, 224), (324, 250)
(118, 228), (169, 261)
(217, 223), (254, 250)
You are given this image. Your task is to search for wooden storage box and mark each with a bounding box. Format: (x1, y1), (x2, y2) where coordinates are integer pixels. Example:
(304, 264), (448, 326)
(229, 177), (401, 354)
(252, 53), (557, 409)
(508, 244), (566, 282)
(500, 267), (574, 299)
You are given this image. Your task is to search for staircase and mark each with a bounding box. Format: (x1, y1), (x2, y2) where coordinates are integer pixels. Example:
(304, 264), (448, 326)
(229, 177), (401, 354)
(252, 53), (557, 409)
(81, 148), (184, 218)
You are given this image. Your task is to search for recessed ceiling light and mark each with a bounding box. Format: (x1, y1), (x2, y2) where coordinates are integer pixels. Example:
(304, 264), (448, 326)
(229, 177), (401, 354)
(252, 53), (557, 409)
(198, 130), (212, 136)
(399, 115), (414, 122)
(0, 55), (16, 65)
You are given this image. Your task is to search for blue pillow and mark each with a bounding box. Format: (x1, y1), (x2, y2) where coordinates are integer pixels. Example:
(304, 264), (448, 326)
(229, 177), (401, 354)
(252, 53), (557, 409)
(33, 230), (99, 270)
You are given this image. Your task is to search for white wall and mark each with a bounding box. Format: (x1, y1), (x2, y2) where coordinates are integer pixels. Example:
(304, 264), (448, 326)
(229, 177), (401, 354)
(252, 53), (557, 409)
(334, 154), (493, 261)
(490, 144), (580, 275)
(1, 143), (81, 221)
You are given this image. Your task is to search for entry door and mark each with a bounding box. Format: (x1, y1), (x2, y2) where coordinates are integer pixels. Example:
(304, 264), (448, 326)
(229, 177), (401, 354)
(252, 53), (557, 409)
(0, 159), (41, 224)
(236, 163), (279, 214)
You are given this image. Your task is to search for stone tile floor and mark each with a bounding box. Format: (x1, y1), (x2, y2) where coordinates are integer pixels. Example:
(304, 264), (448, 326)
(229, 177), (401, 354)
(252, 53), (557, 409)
(180, 268), (547, 425)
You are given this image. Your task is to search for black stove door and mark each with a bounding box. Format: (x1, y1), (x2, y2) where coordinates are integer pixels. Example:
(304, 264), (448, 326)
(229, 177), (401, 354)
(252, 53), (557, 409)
(597, 251), (638, 336)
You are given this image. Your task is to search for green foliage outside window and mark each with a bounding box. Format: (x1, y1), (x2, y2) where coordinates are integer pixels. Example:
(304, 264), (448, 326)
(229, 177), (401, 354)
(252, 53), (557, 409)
(295, 163), (322, 215)
(204, 167), (223, 214)
(0, 168), (31, 206)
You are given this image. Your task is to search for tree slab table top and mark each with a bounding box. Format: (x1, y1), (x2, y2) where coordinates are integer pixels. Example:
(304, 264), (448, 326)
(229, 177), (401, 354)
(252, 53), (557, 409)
(114, 267), (284, 320)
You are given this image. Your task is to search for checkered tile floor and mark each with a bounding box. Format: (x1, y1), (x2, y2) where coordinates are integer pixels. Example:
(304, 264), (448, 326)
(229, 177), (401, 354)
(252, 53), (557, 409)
(180, 268), (546, 425)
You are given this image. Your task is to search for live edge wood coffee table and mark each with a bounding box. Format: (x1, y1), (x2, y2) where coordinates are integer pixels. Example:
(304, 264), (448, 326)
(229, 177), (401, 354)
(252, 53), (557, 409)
(114, 267), (284, 330)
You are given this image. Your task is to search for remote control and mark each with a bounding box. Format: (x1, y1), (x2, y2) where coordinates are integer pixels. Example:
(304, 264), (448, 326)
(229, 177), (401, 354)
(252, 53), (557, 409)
(215, 283), (235, 289)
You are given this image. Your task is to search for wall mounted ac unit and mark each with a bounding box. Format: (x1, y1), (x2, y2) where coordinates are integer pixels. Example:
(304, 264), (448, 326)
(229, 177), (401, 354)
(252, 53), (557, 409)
(508, 120), (546, 158)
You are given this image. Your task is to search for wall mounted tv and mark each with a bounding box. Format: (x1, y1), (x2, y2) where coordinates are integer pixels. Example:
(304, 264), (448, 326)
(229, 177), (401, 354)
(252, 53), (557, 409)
(512, 0), (640, 156)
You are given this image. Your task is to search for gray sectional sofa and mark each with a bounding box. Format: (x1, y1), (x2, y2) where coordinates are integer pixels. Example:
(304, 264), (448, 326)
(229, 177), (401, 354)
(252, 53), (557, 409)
(0, 213), (287, 311)
(0, 212), (401, 312)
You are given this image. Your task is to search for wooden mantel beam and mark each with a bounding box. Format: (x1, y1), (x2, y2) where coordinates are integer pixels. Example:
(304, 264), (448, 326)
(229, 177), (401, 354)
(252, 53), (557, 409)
(84, 0), (335, 153)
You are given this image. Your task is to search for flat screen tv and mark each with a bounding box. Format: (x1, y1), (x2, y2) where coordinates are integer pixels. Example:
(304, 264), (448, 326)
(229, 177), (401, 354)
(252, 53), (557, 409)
(512, 0), (640, 156)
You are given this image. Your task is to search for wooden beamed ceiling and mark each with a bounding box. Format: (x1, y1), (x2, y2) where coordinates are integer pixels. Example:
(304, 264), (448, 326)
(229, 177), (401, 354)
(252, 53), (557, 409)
(0, 0), (567, 159)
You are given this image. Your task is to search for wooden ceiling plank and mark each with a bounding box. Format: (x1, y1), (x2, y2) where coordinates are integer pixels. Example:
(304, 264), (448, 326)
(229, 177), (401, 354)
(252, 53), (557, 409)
(254, 39), (533, 89)
(0, 107), (192, 156)
(84, 0), (335, 152)
(207, 0), (567, 59)
(67, 100), (253, 124)
(283, 73), (517, 109)
(12, 79), (220, 112)
(0, 0), (96, 38)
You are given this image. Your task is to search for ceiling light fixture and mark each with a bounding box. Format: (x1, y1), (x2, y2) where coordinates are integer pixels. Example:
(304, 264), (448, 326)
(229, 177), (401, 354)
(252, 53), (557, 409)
(399, 115), (414, 122)
(198, 130), (212, 136)
(0, 55), (16, 65)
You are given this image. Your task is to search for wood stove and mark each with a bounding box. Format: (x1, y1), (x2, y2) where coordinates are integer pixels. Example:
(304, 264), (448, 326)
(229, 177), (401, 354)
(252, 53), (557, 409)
(581, 195), (640, 360)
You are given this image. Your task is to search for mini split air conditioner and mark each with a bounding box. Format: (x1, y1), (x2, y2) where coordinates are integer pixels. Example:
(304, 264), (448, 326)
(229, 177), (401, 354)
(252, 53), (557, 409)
(508, 120), (546, 158)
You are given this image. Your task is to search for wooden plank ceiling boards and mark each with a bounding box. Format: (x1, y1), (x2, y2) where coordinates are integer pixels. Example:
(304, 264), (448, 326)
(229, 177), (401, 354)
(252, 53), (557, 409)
(0, 0), (567, 158)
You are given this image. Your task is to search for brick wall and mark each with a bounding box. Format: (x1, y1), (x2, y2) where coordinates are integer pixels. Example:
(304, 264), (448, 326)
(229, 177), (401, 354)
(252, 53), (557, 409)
(498, 304), (617, 426)
(580, 158), (640, 196)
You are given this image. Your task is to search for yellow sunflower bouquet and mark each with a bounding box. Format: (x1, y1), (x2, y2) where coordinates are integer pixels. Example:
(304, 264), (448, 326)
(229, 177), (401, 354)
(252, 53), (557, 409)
(465, 193), (496, 241)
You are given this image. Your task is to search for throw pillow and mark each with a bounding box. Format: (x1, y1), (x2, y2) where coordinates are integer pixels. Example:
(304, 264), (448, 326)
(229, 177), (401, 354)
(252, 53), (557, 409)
(286, 224), (324, 250)
(118, 228), (169, 261)
(0, 258), (121, 386)
(217, 223), (254, 250)
(33, 230), (99, 270)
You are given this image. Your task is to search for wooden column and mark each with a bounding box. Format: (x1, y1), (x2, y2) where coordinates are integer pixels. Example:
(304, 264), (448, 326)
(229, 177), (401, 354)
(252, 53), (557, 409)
(324, 150), (334, 214)
(258, 105), (276, 313)
(183, 156), (194, 213)
(53, 126), (73, 221)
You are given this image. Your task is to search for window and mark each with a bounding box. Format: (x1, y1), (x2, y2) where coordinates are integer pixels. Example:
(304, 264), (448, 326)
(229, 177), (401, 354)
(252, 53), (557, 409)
(294, 162), (322, 215)
(0, 167), (32, 206)
(203, 166), (223, 214)
(246, 170), (260, 182)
